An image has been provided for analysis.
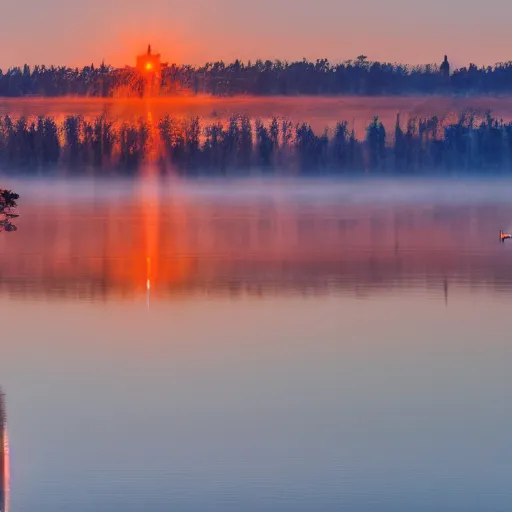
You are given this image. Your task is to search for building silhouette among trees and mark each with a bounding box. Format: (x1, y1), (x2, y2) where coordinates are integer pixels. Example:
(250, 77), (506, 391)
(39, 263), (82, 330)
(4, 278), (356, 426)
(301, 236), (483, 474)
(440, 55), (450, 78)
(2, 52), (512, 97)
(135, 44), (168, 97)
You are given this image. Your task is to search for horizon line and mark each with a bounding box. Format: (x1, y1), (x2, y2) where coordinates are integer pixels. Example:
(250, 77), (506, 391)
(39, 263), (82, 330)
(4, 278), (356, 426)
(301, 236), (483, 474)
(1, 55), (510, 72)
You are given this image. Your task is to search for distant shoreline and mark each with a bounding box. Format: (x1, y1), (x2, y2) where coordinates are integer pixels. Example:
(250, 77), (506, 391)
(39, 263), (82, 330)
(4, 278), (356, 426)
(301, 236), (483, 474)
(2, 57), (512, 98)
(1, 109), (512, 174)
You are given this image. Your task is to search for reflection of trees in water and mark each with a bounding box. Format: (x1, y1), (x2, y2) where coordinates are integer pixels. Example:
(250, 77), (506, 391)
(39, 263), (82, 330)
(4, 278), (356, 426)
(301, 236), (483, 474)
(1, 200), (511, 300)
(0, 221), (16, 233)
(0, 190), (19, 233)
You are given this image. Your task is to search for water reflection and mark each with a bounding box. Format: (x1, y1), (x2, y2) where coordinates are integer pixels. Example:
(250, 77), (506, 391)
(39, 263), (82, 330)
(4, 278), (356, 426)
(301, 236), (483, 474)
(0, 391), (9, 512)
(2, 178), (512, 512)
(0, 189), (19, 233)
(2, 178), (512, 302)
(0, 217), (17, 233)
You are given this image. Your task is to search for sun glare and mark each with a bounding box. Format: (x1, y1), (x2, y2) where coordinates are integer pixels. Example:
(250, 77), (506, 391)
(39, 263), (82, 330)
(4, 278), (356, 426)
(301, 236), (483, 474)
(145, 62), (153, 71)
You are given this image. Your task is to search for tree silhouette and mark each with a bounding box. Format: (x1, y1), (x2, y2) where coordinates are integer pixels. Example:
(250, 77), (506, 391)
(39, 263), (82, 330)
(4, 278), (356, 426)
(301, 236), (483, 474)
(1, 112), (512, 175)
(2, 56), (512, 97)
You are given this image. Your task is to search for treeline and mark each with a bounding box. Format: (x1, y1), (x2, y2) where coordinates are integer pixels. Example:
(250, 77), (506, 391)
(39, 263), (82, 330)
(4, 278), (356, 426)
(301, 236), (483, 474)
(3, 57), (512, 97)
(2, 112), (512, 174)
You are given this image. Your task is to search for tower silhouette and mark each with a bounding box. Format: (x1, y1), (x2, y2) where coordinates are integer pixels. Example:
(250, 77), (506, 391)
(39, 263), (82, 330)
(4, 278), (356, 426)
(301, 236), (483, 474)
(136, 44), (163, 97)
(440, 55), (450, 78)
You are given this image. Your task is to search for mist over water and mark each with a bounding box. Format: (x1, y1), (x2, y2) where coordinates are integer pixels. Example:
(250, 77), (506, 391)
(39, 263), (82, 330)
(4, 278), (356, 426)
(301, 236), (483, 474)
(2, 174), (512, 512)
(4, 95), (512, 135)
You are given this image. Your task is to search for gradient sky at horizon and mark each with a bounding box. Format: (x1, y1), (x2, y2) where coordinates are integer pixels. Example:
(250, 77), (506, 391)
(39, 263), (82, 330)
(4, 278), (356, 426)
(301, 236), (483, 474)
(1, 0), (511, 69)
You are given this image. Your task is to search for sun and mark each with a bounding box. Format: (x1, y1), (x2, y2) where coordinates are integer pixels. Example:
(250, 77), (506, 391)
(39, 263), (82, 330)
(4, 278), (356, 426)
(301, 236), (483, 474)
(145, 62), (153, 71)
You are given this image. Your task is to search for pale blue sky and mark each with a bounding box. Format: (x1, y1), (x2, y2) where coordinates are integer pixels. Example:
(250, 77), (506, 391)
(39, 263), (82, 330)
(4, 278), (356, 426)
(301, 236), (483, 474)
(1, 0), (510, 68)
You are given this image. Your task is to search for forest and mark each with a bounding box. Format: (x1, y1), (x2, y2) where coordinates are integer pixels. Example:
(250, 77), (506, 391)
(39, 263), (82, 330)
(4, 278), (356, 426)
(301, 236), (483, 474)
(0, 111), (511, 174)
(1, 56), (512, 97)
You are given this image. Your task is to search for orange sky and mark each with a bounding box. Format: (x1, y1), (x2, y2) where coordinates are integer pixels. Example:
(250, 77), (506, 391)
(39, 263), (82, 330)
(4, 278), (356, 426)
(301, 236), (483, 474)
(1, 0), (511, 69)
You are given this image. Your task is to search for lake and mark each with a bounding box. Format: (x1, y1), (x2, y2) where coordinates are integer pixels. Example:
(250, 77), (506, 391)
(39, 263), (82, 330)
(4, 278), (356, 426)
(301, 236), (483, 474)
(1, 175), (512, 512)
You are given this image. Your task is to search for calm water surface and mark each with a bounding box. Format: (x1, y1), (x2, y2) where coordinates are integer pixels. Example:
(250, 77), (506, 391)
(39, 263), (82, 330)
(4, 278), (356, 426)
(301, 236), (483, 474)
(1, 176), (512, 512)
